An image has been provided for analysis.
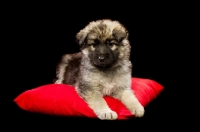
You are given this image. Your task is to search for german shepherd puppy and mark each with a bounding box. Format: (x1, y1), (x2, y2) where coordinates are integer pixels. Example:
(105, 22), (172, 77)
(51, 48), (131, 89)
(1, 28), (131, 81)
(55, 19), (144, 120)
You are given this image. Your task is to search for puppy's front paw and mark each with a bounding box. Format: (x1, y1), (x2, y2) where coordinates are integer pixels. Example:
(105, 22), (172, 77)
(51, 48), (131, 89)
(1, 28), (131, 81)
(132, 104), (145, 117)
(97, 110), (118, 120)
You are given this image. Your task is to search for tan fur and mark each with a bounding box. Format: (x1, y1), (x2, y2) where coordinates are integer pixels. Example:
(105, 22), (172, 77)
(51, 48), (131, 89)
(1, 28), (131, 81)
(55, 55), (72, 84)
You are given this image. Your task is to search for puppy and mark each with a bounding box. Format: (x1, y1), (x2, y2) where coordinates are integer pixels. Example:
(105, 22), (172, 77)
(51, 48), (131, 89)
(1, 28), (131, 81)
(55, 19), (144, 120)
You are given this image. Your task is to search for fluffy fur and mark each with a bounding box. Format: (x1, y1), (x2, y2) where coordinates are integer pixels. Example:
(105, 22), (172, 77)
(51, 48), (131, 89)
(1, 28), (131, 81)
(55, 19), (144, 120)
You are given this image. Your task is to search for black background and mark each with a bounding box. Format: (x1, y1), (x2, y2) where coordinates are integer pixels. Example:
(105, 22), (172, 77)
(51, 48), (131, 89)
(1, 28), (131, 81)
(4, 2), (188, 131)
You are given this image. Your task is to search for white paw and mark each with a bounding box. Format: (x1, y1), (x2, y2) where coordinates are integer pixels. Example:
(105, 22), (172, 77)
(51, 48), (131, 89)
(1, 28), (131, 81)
(97, 110), (118, 120)
(132, 104), (145, 117)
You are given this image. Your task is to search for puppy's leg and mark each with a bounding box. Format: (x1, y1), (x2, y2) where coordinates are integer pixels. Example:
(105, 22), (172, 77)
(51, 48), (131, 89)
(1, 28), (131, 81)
(55, 54), (72, 84)
(81, 91), (117, 120)
(115, 89), (144, 117)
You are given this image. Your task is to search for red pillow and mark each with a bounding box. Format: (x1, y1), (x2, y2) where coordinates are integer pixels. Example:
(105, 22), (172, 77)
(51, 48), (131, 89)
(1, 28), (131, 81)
(14, 78), (163, 120)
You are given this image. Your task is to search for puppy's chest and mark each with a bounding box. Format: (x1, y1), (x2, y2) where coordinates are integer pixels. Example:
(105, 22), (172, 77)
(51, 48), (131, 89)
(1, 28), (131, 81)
(95, 74), (121, 95)
(99, 80), (116, 95)
(85, 68), (130, 95)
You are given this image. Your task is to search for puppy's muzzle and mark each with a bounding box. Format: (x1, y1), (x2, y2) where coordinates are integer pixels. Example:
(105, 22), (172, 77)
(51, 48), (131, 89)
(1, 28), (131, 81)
(95, 45), (111, 62)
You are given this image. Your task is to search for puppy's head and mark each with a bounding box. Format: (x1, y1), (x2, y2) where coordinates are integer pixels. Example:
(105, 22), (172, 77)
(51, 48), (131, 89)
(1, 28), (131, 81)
(76, 19), (131, 68)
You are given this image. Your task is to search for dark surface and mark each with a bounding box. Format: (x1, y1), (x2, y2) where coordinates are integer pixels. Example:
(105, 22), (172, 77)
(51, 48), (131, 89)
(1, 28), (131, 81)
(4, 2), (187, 131)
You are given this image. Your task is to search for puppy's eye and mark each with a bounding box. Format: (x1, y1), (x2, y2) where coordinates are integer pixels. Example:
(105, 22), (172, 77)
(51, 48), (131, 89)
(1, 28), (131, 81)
(107, 42), (115, 47)
(107, 41), (118, 47)
(106, 40), (119, 47)
(89, 43), (98, 47)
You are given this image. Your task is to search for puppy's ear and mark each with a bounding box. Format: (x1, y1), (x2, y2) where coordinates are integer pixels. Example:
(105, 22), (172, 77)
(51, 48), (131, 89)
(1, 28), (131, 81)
(76, 30), (88, 49)
(113, 26), (128, 42)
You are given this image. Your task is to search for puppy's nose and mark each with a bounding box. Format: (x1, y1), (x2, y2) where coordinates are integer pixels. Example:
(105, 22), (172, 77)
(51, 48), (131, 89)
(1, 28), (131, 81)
(98, 54), (106, 62)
